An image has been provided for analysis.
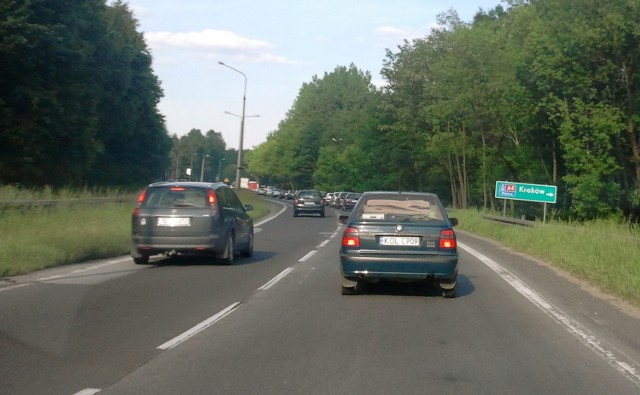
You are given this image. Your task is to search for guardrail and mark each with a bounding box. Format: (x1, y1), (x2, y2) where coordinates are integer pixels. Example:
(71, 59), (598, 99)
(481, 214), (535, 227)
(0, 196), (135, 210)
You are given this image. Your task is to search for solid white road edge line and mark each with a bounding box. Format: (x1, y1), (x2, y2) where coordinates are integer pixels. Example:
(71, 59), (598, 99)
(157, 302), (241, 350)
(254, 200), (288, 227)
(38, 258), (130, 282)
(1, 257), (132, 292)
(458, 242), (640, 386)
(0, 283), (30, 293)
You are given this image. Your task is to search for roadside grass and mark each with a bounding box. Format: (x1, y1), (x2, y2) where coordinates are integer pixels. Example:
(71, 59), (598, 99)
(0, 202), (135, 276)
(451, 209), (640, 307)
(0, 187), (271, 277)
(235, 188), (271, 219)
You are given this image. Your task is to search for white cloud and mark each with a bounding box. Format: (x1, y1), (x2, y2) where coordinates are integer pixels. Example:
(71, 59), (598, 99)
(145, 29), (270, 50)
(375, 25), (426, 42)
(144, 29), (293, 64)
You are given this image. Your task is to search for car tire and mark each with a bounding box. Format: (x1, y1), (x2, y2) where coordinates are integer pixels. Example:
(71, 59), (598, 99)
(220, 233), (235, 265)
(440, 280), (457, 298)
(131, 244), (150, 265)
(341, 279), (364, 295)
(240, 230), (254, 257)
(133, 255), (149, 265)
(341, 285), (357, 295)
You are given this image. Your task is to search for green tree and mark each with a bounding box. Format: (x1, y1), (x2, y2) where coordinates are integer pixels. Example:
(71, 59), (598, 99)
(0, 0), (171, 187)
(87, 1), (170, 186)
(0, 0), (106, 185)
(247, 64), (379, 190)
(521, 0), (636, 218)
(168, 128), (228, 182)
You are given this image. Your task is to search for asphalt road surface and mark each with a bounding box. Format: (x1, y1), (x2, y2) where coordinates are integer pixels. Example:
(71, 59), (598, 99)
(1, 198), (639, 395)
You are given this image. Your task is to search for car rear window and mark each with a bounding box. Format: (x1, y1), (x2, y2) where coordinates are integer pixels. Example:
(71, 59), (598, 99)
(356, 196), (444, 221)
(297, 191), (320, 199)
(142, 187), (209, 208)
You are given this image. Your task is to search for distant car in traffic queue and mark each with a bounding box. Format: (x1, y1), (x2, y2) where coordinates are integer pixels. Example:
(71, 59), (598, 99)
(293, 189), (325, 217)
(341, 192), (361, 211)
(335, 191), (352, 209)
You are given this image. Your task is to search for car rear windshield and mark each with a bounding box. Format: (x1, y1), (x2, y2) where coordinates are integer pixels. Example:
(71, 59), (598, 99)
(297, 191), (320, 199)
(355, 195), (445, 222)
(142, 187), (209, 208)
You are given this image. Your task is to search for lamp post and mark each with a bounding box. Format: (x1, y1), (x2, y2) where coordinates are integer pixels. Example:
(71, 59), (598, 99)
(200, 154), (210, 182)
(224, 111), (260, 185)
(189, 153), (197, 181)
(218, 61), (248, 189)
(217, 157), (226, 182)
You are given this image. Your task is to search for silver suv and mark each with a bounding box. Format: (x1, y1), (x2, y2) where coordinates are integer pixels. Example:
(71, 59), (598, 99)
(131, 181), (254, 264)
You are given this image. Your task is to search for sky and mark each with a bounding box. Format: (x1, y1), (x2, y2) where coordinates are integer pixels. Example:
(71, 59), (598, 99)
(123, 0), (504, 150)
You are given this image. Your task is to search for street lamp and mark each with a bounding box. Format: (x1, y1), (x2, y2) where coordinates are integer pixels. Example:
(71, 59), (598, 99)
(224, 112), (259, 184)
(225, 111), (260, 119)
(189, 153), (197, 181)
(219, 61), (248, 189)
(200, 154), (210, 182)
(217, 157), (226, 182)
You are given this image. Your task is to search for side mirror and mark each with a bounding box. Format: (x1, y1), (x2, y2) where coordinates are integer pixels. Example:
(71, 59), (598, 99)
(449, 217), (458, 226)
(339, 215), (349, 225)
(244, 204), (254, 212)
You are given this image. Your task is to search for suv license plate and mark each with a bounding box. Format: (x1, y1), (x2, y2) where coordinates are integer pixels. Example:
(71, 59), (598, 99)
(380, 236), (419, 246)
(157, 217), (190, 227)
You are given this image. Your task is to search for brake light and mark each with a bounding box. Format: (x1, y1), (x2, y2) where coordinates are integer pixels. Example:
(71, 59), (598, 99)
(342, 226), (360, 247)
(439, 229), (457, 249)
(136, 189), (147, 204)
(208, 190), (218, 216)
(170, 187), (186, 191)
(133, 189), (147, 217)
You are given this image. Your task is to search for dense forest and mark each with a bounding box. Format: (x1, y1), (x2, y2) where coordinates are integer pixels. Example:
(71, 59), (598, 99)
(246, 0), (640, 221)
(0, 0), (171, 187)
(2, 0), (640, 221)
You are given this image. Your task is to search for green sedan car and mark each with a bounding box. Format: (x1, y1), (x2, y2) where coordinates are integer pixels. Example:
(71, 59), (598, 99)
(339, 191), (459, 298)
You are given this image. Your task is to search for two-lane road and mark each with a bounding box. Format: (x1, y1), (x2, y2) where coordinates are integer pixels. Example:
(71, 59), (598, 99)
(1, 199), (639, 394)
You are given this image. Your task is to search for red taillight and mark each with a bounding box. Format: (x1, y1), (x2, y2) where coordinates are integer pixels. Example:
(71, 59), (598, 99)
(133, 189), (147, 217)
(439, 229), (457, 249)
(208, 191), (218, 215)
(342, 226), (360, 247)
(170, 187), (186, 191)
(136, 189), (147, 205)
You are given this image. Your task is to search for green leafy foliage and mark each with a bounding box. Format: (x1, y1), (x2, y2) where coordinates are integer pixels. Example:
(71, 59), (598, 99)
(0, 0), (169, 187)
(246, 0), (640, 221)
(3, 0), (640, 222)
(246, 64), (380, 190)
